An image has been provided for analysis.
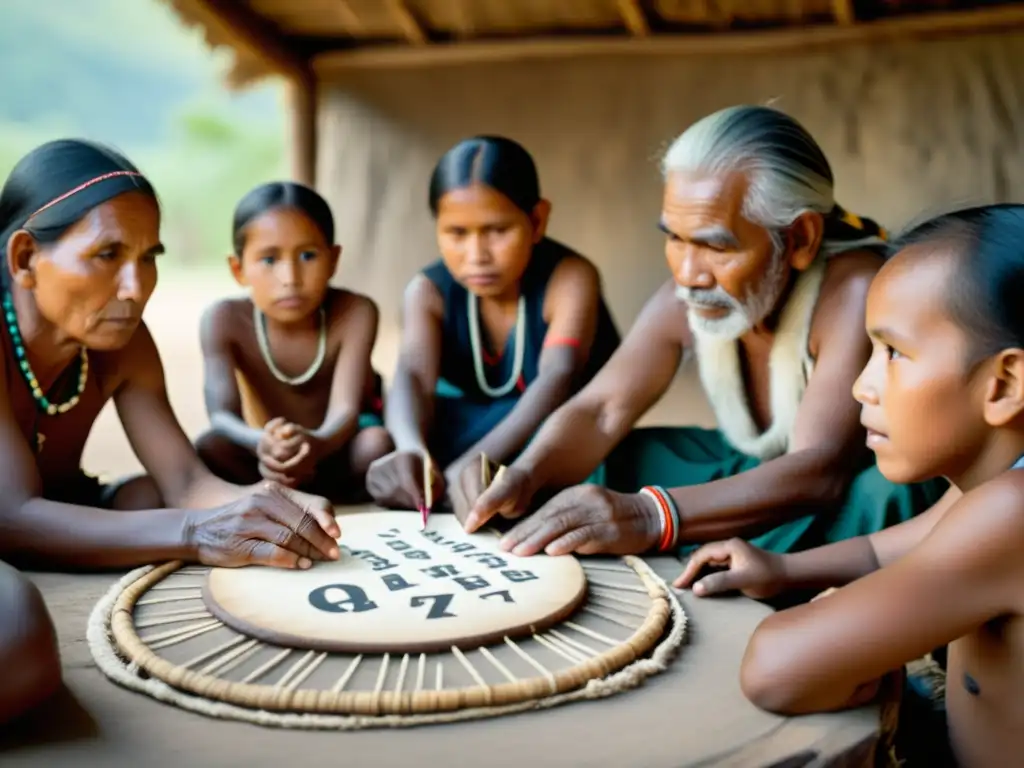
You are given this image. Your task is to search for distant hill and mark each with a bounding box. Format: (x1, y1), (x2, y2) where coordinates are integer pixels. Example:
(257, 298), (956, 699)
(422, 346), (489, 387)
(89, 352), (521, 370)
(0, 0), (283, 147)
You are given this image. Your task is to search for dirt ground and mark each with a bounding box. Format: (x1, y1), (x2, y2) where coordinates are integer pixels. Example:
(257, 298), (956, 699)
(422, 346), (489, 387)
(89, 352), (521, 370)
(81, 275), (710, 479)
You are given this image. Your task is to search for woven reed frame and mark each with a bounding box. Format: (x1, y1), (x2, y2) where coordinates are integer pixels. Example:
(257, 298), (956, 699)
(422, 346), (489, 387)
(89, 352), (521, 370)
(88, 555), (687, 728)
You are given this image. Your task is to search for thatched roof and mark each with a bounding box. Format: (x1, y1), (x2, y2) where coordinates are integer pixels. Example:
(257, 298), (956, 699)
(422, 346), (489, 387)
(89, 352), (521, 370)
(162, 0), (1024, 85)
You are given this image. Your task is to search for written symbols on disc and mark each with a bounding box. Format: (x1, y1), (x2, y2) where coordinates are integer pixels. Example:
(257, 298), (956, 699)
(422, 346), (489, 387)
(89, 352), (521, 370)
(203, 511), (588, 654)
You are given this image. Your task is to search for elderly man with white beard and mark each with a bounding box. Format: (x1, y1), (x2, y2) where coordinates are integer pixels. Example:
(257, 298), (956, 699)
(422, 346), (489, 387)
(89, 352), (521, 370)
(456, 105), (948, 561)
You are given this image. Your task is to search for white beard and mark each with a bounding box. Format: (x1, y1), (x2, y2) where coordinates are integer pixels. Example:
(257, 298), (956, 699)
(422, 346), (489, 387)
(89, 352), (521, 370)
(675, 246), (789, 341)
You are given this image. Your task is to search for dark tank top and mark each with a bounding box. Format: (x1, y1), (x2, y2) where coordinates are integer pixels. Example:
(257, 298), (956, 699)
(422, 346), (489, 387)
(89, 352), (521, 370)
(421, 237), (620, 402)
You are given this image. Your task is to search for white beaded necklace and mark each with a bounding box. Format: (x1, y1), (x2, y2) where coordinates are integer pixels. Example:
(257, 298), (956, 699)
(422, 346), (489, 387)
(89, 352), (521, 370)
(467, 292), (525, 398)
(253, 303), (326, 386)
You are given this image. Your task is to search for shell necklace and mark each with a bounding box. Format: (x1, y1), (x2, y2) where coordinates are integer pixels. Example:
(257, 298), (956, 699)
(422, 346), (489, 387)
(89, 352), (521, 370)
(467, 292), (525, 398)
(2, 290), (89, 452)
(254, 303), (326, 386)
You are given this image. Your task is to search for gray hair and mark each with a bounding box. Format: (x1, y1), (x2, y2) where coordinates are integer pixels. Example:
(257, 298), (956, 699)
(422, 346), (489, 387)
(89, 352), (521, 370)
(661, 105), (886, 256)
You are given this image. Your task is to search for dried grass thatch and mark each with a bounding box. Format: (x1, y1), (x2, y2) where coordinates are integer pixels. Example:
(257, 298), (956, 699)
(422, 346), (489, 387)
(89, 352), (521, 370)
(159, 0), (1024, 85)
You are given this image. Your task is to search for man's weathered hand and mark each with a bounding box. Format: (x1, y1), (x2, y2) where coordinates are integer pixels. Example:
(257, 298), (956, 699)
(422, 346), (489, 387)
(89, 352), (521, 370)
(496, 484), (662, 557)
(673, 538), (786, 599)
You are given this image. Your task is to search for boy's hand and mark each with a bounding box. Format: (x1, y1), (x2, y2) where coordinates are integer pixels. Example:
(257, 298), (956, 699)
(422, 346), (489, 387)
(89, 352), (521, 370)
(673, 538), (787, 599)
(257, 418), (317, 486)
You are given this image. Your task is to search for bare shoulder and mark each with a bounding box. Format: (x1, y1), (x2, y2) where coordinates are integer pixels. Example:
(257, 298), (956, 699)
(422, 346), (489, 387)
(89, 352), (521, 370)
(544, 253), (601, 313)
(113, 320), (164, 384)
(939, 472), (1024, 544)
(402, 272), (444, 319)
(324, 290), (379, 354)
(544, 240), (600, 282)
(926, 472), (1024, 600)
(550, 251), (601, 283)
(816, 250), (885, 316)
(637, 277), (691, 348)
(326, 288), (378, 326)
(199, 297), (250, 346)
(809, 250), (885, 353)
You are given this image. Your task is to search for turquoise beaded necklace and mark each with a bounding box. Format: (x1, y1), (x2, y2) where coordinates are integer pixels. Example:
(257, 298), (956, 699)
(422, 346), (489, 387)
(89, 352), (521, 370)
(2, 290), (89, 448)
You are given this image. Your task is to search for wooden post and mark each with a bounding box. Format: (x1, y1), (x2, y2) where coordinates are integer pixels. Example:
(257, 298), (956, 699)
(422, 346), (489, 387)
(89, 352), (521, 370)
(616, 0), (650, 37)
(386, 0), (428, 45)
(287, 70), (318, 187)
(831, 0), (855, 25)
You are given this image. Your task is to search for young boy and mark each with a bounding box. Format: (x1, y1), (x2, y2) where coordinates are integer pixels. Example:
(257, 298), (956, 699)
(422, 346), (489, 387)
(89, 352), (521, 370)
(196, 182), (393, 503)
(676, 204), (1024, 766)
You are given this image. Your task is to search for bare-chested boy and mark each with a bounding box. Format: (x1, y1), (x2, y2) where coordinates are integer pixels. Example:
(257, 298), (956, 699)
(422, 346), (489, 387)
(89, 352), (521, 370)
(677, 204), (1024, 767)
(196, 182), (393, 503)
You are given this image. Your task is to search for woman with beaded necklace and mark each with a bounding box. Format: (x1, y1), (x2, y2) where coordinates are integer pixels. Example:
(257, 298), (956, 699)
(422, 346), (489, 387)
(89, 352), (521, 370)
(366, 135), (621, 522)
(0, 140), (346, 719)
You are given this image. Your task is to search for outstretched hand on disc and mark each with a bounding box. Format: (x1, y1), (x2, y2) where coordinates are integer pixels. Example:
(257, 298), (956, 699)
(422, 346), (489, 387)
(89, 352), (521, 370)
(187, 481), (340, 570)
(494, 484), (662, 557)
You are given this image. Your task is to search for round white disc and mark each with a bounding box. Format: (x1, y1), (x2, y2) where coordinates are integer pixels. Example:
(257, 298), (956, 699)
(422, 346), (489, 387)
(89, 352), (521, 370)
(203, 510), (588, 653)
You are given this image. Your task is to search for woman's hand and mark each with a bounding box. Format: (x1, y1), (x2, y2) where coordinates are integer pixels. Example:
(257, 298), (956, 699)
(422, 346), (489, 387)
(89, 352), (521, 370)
(185, 481), (340, 569)
(673, 538), (787, 599)
(365, 450), (444, 511)
(445, 458), (487, 527)
(494, 484), (663, 556)
(462, 465), (537, 533)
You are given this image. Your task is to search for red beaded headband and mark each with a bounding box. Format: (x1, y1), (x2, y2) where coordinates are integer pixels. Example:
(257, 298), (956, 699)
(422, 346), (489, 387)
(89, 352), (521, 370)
(25, 170), (144, 223)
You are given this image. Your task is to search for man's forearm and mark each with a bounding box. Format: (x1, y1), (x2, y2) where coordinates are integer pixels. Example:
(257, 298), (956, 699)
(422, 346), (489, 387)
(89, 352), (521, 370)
(512, 398), (625, 494)
(669, 448), (852, 543)
(0, 500), (193, 569)
(210, 411), (263, 454)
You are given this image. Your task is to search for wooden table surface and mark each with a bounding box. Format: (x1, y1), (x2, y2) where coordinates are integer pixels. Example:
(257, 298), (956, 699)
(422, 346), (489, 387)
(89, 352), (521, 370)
(0, 556), (884, 768)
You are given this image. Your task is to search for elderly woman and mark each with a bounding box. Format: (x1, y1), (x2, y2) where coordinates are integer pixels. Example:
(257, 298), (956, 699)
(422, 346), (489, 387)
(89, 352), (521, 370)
(0, 139), (342, 719)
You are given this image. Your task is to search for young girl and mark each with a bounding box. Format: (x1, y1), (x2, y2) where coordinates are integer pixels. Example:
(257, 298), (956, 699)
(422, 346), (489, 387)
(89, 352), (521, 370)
(675, 204), (1024, 766)
(196, 182), (393, 503)
(366, 135), (621, 519)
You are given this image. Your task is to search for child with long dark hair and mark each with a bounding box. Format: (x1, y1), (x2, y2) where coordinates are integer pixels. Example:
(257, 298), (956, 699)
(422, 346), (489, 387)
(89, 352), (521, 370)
(366, 135), (620, 519)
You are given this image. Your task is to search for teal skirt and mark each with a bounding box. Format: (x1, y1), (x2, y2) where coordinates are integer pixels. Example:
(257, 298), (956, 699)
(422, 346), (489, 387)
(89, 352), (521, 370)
(589, 426), (947, 555)
(427, 378), (524, 469)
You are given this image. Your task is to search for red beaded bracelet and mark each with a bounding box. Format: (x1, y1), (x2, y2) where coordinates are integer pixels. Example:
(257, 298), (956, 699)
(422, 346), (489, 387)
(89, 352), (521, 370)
(640, 485), (679, 552)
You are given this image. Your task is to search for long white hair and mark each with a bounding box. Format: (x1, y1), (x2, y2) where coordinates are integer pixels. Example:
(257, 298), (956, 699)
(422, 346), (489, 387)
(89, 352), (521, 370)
(661, 106), (886, 338)
(661, 105), (886, 257)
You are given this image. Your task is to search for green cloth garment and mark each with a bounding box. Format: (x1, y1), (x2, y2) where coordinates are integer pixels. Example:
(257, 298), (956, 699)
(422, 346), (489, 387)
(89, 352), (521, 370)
(591, 426), (948, 555)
